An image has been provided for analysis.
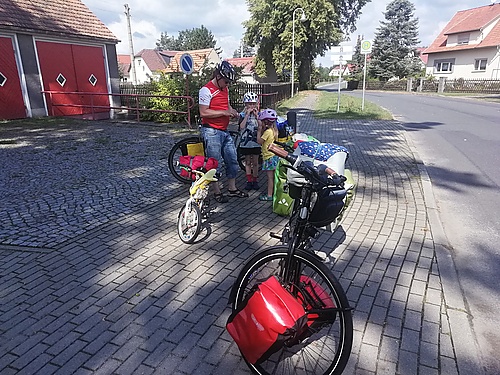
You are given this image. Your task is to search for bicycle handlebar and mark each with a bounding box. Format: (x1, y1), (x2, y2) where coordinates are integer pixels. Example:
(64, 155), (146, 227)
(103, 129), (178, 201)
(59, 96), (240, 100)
(268, 143), (339, 177)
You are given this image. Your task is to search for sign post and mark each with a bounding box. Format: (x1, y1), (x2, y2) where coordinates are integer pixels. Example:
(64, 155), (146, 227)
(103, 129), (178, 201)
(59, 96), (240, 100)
(330, 45), (352, 113)
(360, 40), (373, 111)
(179, 53), (194, 127)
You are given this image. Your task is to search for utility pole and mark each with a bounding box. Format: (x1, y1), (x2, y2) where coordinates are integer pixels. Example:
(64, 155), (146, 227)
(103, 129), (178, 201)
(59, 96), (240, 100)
(124, 4), (137, 85)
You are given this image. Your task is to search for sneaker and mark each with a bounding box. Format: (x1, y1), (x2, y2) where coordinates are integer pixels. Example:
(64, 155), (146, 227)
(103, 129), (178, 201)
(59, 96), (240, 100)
(245, 181), (253, 190)
(259, 194), (273, 201)
(252, 181), (260, 190)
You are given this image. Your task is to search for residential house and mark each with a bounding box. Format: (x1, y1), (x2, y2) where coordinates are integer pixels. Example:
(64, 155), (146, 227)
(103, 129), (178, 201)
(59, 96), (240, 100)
(424, 4), (500, 79)
(416, 47), (429, 70)
(226, 57), (259, 83)
(133, 49), (178, 83)
(117, 54), (131, 82)
(0, 0), (120, 120)
(162, 48), (221, 76)
(329, 64), (353, 78)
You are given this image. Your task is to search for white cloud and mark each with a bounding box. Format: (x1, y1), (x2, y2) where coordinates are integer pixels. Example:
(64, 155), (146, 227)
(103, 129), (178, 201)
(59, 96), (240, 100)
(82, 0), (248, 58)
(81, 0), (491, 66)
(316, 0), (491, 67)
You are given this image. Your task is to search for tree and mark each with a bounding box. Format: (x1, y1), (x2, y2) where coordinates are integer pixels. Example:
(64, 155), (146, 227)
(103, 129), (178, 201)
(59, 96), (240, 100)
(244, 0), (369, 88)
(369, 0), (421, 80)
(156, 25), (220, 53)
(349, 35), (364, 80)
(156, 32), (176, 50)
(233, 43), (255, 58)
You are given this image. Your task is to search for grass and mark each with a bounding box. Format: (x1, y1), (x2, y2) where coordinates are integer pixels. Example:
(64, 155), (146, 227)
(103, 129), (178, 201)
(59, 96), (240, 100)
(277, 90), (393, 120)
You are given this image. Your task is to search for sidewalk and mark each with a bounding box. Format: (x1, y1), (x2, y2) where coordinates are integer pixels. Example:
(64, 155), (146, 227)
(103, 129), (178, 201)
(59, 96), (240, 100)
(0, 95), (481, 374)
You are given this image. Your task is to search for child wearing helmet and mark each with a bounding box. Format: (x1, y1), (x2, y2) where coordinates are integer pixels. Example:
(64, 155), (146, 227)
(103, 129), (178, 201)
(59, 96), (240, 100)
(257, 108), (279, 201)
(238, 92), (261, 190)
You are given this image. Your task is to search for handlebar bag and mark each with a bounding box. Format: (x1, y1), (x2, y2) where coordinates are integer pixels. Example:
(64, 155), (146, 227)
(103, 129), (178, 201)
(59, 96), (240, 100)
(226, 276), (308, 364)
(179, 155), (218, 181)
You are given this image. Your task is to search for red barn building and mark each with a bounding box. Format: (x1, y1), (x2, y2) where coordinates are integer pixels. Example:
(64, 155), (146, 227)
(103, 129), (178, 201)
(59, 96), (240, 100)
(0, 0), (120, 120)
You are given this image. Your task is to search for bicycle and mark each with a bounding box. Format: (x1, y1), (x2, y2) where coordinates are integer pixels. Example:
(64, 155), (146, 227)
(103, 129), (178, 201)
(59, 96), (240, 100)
(167, 123), (241, 184)
(176, 161), (219, 243)
(228, 143), (353, 375)
(168, 110), (297, 184)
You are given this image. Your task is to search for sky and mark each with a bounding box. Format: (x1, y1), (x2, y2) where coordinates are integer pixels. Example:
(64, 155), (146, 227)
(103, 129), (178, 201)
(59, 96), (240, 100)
(82, 0), (494, 67)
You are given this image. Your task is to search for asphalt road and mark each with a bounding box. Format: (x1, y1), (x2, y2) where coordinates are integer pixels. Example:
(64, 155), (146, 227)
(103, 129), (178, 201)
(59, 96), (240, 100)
(321, 84), (500, 373)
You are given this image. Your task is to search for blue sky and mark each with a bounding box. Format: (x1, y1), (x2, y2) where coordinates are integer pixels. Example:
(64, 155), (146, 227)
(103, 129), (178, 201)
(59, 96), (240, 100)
(82, 0), (492, 67)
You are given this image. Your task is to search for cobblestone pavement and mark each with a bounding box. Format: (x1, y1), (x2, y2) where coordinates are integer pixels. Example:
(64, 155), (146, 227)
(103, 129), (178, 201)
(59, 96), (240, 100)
(0, 95), (483, 374)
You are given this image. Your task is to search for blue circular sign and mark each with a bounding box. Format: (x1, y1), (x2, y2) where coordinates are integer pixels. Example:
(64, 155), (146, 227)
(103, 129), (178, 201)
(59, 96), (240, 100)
(180, 53), (194, 75)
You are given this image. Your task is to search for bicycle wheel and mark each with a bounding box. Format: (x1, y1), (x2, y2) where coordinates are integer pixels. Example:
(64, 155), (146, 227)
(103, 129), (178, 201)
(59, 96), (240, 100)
(177, 202), (202, 243)
(230, 246), (353, 375)
(168, 136), (204, 184)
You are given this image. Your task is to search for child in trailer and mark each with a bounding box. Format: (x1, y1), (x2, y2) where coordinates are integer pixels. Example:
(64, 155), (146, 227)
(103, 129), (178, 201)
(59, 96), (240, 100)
(256, 108), (279, 202)
(238, 92), (261, 190)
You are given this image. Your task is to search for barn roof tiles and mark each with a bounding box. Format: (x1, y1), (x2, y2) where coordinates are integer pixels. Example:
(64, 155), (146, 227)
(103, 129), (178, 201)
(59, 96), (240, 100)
(0, 0), (118, 42)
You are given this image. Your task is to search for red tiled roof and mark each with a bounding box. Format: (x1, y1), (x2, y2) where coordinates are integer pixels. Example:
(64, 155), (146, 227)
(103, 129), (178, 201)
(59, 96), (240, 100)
(424, 4), (500, 54)
(416, 47), (428, 64)
(163, 48), (217, 73)
(117, 54), (131, 77)
(226, 57), (255, 74)
(0, 0), (118, 42)
(136, 49), (175, 72)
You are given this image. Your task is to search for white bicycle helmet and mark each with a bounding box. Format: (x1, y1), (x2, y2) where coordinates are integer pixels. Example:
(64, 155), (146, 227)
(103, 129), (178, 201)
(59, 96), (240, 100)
(258, 108), (278, 121)
(243, 92), (258, 103)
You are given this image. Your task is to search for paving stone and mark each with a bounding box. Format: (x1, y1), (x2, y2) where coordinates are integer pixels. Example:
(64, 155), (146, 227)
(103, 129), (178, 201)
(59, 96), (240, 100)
(0, 98), (468, 374)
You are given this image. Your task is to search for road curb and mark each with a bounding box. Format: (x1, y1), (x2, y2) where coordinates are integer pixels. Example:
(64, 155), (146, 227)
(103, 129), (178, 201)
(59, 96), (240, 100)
(403, 131), (485, 375)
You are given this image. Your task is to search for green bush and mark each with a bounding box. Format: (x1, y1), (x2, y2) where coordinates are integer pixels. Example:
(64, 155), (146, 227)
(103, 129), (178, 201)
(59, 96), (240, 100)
(140, 65), (243, 125)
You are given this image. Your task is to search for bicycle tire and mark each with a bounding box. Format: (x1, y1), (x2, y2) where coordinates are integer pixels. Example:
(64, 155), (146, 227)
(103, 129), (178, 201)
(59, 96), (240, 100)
(230, 246), (353, 375)
(230, 130), (249, 172)
(168, 136), (204, 184)
(177, 202), (202, 243)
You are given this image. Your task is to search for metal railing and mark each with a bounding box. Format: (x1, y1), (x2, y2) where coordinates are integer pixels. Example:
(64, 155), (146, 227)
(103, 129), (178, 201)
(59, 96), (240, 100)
(41, 91), (195, 124)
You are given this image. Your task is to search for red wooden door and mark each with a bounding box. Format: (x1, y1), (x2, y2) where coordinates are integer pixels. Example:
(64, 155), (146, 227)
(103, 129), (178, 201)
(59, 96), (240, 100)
(36, 41), (109, 116)
(37, 41), (81, 115)
(72, 44), (109, 114)
(0, 36), (26, 119)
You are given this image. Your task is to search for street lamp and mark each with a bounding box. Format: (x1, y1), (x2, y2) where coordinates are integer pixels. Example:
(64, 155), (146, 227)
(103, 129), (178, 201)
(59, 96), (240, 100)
(291, 7), (306, 97)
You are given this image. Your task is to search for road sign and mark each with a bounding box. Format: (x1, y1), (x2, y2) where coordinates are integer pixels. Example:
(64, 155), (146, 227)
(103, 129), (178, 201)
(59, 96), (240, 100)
(361, 40), (373, 54)
(330, 45), (353, 63)
(180, 53), (194, 75)
(330, 45), (353, 54)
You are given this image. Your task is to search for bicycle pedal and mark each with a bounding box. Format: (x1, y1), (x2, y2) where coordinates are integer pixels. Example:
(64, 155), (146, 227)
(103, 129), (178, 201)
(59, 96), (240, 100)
(270, 232), (282, 240)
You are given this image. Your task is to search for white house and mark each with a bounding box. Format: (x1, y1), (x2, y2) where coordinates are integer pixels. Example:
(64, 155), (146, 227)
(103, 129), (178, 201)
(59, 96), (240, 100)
(423, 4), (500, 80)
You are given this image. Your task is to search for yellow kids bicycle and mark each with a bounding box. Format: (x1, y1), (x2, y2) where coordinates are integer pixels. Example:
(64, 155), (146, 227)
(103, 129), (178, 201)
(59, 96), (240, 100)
(177, 159), (219, 243)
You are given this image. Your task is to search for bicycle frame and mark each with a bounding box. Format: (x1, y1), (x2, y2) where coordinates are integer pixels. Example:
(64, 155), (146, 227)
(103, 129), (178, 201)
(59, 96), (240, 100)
(181, 168), (217, 227)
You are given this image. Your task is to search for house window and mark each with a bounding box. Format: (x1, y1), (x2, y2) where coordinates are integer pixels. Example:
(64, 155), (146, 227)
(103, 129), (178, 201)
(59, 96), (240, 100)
(457, 33), (470, 45)
(435, 61), (453, 73)
(474, 59), (487, 71)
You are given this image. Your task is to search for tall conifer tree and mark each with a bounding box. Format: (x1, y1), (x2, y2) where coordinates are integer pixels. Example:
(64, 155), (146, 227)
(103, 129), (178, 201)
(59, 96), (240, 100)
(369, 0), (421, 80)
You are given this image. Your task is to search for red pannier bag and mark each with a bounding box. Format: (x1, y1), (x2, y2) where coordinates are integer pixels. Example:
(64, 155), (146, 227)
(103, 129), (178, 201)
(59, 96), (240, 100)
(226, 276), (308, 364)
(296, 276), (337, 339)
(179, 155), (218, 181)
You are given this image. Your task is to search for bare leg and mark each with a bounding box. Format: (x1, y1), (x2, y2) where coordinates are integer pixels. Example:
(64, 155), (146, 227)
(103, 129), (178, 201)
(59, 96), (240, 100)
(266, 170), (274, 197)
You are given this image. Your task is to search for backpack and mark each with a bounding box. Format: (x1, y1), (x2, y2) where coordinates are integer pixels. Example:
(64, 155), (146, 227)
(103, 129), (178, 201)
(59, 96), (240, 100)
(226, 276), (308, 364)
(179, 155), (218, 181)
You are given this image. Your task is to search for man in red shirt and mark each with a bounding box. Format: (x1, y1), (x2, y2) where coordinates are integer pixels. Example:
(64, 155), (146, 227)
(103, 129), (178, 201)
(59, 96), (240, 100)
(199, 61), (248, 203)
